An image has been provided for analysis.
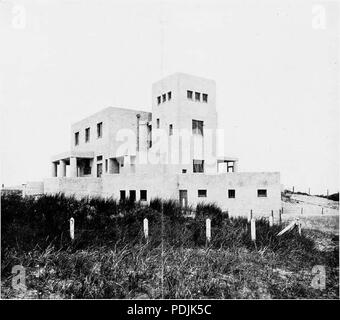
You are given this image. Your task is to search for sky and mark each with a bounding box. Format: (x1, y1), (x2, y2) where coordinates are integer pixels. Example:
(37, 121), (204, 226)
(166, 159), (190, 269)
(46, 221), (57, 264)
(0, 0), (339, 195)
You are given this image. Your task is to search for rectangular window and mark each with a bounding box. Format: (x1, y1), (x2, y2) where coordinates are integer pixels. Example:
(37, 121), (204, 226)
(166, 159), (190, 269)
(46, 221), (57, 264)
(157, 96), (161, 105)
(169, 124), (173, 136)
(193, 159), (204, 173)
(198, 189), (207, 197)
(257, 189), (267, 197)
(120, 190), (126, 200)
(97, 155), (103, 161)
(105, 159), (108, 172)
(192, 119), (204, 135)
(129, 190), (136, 202)
(182, 169), (187, 173)
(195, 92), (201, 101)
(75, 132), (79, 146)
(97, 122), (103, 138)
(162, 93), (166, 102)
(85, 127), (90, 142)
(228, 189), (235, 198)
(187, 90), (193, 100)
(167, 91), (172, 100)
(140, 190), (147, 201)
(157, 118), (160, 128)
(202, 93), (208, 103)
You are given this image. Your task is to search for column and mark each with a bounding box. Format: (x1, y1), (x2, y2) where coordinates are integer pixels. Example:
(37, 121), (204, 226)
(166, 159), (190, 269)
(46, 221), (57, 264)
(51, 162), (58, 177)
(61, 160), (66, 177)
(70, 157), (77, 177)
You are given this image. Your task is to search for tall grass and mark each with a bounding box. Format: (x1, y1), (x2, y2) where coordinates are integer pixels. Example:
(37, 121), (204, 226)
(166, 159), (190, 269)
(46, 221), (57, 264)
(1, 193), (338, 299)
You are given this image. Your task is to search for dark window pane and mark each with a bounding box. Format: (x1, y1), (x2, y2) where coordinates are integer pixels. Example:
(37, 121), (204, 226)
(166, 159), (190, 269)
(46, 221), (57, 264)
(198, 189), (207, 197)
(228, 189), (235, 198)
(195, 92), (200, 101)
(168, 91), (172, 100)
(157, 96), (161, 105)
(140, 190), (147, 201)
(257, 189), (267, 197)
(203, 93), (208, 102)
(187, 90), (193, 99)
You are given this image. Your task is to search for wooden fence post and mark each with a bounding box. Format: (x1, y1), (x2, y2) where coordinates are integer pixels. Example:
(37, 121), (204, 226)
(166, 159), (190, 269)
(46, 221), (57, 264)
(143, 218), (148, 240)
(269, 210), (274, 227)
(70, 217), (74, 240)
(251, 219), (256, 241)
(206, 218), (211, 244)
(248, 210), (253, 223)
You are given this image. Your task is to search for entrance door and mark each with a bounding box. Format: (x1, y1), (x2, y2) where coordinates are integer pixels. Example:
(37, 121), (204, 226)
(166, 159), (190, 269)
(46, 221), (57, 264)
(179, 190), (188, 207)
(97, 163), (103, 177)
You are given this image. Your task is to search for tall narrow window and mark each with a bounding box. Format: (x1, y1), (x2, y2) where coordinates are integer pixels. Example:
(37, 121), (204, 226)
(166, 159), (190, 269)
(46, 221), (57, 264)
(167, 91), (172, 100)
(187, 90), (193, 100)
(192, 120), (204, 135)
(140, 190), (147, 201)
(97, 122), (103, 138)
(193, 160), (204, 173)
(202, 93), (208, 103)
(120, 190), (126, 200)
(85, 127), (90, 142)
(157, 96), (161, 105)
(169, 124), (173, 136)
(195, 92), (201, 101)
(156, 118), (160, 128)
(75, 132), (79, 146)
(105, 159), (108, 172)
(162, 93), (166, 102)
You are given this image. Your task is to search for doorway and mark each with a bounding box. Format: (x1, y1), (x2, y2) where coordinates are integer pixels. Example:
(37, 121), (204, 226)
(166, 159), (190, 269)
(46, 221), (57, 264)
(179, 190), (188, 207)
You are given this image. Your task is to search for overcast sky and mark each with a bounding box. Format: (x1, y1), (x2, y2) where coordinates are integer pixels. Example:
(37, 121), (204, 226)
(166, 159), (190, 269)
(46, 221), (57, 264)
(0, 0), (339, 195)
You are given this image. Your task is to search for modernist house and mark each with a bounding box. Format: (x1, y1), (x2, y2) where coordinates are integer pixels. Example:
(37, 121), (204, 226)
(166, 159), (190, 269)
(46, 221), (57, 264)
(41, 73), (281, 217)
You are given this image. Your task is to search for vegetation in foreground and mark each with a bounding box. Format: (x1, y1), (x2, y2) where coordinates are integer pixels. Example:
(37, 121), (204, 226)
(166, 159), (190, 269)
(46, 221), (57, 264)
(1, 193), (339, 299)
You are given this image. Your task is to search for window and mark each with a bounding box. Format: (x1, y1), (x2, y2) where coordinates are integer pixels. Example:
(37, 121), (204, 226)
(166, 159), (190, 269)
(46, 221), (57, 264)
(228, 189), (235, 199)
(85, 127), (90, 142)
(195, 92), (201, 101)
(157, 96), (161, 105)
(156, 118), (160, 128)
(162, 93), (166, 102)
(105, 159), (108, 172)
(202, 93), (208, 103)
(182, 169), (187, 173)
(198, 189), (207, 197)
(120, 190), (126, 200)
(167, 91), (172, 100)
(97, 155), (103, 161)
(84, 159), (91, 175)
(140, 190), (147, 201)
(187, 90), (193, 100)
(193, 160), (204, 173)
(192, 119), (204, 135)
(257, 189), (267, 197)
(169, 124), (173, 136)
(129, 190), (136, 202)
(75, 132), (79, 146)
(97, 122), (103, 138)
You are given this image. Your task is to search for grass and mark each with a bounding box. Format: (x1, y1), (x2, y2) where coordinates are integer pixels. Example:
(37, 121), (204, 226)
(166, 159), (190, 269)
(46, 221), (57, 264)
(1, 193), (339, 299)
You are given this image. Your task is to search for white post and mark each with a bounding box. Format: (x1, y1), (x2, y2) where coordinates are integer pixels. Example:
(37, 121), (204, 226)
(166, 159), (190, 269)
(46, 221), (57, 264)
(206, 218), (211, 243)
(143, 218), (148, 240)
(269, 210), (274, 227)
(298, 220), (302, 236)
(248, 210), (252, 223)
(251, 218), (256, 241)
(70, 217), (74, 240)
(70, 157), (77, 178)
